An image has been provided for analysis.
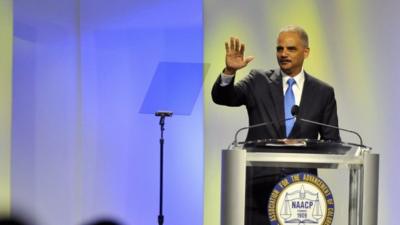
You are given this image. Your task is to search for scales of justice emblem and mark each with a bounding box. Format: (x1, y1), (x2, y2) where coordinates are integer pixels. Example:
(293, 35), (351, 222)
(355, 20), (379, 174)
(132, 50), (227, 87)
(268, 173), (335, 225)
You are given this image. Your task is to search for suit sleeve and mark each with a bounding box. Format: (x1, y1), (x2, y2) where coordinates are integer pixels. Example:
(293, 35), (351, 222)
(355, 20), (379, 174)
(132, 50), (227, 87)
(211, 72), (253, 107)
(319, 87), (341, 141)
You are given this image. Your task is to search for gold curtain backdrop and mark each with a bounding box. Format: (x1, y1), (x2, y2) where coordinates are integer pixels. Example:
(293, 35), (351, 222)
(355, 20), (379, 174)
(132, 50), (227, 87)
(0, 0), (13, 215)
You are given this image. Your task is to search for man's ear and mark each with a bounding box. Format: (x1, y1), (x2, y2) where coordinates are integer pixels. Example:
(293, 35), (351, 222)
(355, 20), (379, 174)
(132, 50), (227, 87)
(304, 47), (310, 58)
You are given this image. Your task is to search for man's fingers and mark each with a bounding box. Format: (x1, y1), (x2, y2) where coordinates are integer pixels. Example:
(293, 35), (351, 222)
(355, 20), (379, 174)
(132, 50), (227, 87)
(234, 38), (240, 51)
(225, 42), (229, 53)
(230, 37), (235, 51)
(240, 43), (245, 54)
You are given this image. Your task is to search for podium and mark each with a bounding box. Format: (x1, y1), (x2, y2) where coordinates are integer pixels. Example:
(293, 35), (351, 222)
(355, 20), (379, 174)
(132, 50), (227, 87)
(220, 140), (379, 225)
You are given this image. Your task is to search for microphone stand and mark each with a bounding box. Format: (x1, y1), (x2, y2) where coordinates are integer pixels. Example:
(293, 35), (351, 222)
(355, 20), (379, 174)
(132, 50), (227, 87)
(155, 111), (173, 225)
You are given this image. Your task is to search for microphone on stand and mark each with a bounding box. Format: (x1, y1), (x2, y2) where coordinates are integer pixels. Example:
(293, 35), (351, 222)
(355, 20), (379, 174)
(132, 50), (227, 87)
(290, 105), (365, 147)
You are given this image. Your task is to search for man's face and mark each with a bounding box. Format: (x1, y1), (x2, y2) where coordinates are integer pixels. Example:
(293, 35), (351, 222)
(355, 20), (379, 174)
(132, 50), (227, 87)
(276, 32), (310, 76)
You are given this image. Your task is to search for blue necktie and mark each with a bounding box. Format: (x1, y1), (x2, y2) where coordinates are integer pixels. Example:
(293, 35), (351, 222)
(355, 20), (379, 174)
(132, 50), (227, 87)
(284, 78), (296, 137)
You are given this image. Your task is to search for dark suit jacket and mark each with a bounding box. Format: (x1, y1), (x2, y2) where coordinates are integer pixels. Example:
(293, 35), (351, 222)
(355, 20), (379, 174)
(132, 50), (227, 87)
(212, 69), (340, 141)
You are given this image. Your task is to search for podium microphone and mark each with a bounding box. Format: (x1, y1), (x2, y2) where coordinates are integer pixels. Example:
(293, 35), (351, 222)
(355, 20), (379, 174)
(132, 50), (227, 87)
(291, 105), (364, 146)
(233, 117), (294, 148)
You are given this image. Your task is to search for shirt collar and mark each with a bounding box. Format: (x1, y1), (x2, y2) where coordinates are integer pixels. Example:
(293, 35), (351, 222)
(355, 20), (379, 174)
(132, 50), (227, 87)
(281, 69), (305, 86)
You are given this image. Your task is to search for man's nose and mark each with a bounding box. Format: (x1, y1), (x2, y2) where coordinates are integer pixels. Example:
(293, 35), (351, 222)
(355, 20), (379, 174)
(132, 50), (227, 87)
(281, 49), (288, 57)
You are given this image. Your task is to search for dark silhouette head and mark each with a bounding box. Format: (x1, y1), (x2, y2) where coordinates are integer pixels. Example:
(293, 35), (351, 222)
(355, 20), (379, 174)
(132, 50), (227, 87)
(85, 218), (121, 225)
(0, 217), (29, 225)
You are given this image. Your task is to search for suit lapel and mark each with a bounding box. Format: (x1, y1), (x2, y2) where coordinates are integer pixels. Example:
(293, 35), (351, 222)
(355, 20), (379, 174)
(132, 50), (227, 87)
(290, 72), (315, 137)
(264, 70), (285, 137)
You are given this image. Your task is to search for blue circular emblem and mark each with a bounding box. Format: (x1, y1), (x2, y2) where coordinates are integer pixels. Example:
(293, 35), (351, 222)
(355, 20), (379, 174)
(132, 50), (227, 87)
(268, 173), (335, 225)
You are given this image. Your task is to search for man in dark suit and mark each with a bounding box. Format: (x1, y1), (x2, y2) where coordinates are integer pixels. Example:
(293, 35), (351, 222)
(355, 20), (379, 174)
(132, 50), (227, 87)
(211, 25), (340, 225)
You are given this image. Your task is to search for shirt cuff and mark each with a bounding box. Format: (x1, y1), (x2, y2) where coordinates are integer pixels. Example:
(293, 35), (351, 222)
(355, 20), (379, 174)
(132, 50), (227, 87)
(220, 73), (234, 86)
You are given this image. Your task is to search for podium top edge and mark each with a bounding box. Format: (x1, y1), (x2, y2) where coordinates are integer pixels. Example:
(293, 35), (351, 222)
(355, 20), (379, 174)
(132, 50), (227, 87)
(225, 139), (372, 155)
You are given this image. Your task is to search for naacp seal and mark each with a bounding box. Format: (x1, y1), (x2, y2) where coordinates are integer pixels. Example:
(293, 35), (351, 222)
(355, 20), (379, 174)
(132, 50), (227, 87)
(268, 173), (334, 225)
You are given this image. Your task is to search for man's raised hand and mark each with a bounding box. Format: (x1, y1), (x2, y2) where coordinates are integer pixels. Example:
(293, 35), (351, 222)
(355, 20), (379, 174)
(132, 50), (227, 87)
(224, 37), (255, 75)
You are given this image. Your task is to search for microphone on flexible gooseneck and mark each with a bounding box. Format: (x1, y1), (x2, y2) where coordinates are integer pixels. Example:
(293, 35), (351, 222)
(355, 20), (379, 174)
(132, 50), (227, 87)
(290, 105), (365, 147)
(232, 117), (294, 148)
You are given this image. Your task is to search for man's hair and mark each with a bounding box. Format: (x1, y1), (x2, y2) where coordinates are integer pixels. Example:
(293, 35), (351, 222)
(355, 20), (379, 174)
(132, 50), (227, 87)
(279, 25), (309, 48)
